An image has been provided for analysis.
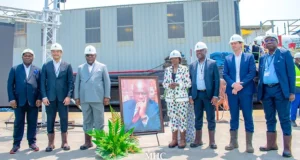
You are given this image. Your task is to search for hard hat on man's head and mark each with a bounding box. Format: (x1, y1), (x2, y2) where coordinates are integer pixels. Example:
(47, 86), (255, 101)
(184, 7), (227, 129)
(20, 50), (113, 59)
(84, 45), (97, 55)
(169, 50), (182, 59)
(22, 48), (34, 57)
(294, 52), (300, 59)
(50, 43), (63, 51)
(194, 42), (208, 51)
(229, 34), (244, 44)
(264, 33), (278, 42)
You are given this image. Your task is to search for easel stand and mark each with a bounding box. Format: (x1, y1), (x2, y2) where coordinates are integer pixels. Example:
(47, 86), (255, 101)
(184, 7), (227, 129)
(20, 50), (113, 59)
(134, 132), (160, 146)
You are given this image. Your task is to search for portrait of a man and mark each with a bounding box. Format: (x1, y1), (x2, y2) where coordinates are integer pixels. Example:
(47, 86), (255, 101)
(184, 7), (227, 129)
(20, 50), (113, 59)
(120, 78), (162, 133)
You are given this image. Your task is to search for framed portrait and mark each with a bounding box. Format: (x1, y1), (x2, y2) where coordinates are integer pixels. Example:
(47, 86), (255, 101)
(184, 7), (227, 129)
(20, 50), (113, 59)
(119, 76), (164, 134)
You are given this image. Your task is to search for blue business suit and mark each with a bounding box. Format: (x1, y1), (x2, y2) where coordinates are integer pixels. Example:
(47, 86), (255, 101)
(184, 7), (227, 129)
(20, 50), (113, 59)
(257, 48), (295, 136)
(189, 59), (220, 130)
(123, 99), (161, 133)
(7, 64), (41, 146)
(223, 53), (256, 132)
(40, 60), (73, 133)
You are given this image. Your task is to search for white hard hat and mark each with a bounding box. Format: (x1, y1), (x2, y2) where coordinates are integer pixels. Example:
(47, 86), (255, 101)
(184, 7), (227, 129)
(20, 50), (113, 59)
(294, 52), (300, 59)
(194, 42), (208, 51)
(264, 33), (278, 42)
(22, 48), (34, 57)
(229, 34), (244, 44)
(84, 45), (97, 55)
(50, 43), (63, 51)
(169, 50), (182, 59)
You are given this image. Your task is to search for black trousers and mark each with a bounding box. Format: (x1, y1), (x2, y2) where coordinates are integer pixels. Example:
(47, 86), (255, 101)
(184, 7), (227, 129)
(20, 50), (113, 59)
(13, 102), (38, 146)
(46, 98), (69, 133)
(194, 91), (216, 131)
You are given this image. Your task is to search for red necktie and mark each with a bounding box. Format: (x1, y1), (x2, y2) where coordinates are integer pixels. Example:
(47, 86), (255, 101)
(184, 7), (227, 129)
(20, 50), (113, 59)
(132, 107), (140, 123)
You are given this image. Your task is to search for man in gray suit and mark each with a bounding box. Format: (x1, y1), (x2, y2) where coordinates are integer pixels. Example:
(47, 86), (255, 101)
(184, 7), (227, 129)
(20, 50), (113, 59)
(74, 45), (111, 150)
(189, 42), (220, 149)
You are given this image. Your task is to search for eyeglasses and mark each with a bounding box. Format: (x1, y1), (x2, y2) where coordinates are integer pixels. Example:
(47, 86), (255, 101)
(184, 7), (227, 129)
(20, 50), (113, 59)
(85, 54), (95, 57)
(264, 38), (277, 43)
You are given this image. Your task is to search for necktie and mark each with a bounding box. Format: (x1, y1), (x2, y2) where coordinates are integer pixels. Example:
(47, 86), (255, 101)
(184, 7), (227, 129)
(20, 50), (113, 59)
(132, 107), (140, 123)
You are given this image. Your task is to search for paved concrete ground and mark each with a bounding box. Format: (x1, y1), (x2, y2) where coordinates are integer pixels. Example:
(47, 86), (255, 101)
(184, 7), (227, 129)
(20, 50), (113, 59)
(0, 110), (299, 160)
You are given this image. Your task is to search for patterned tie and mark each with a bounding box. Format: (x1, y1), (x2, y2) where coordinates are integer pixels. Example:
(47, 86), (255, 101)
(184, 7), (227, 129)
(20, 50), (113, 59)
(132, 107), (140, 123)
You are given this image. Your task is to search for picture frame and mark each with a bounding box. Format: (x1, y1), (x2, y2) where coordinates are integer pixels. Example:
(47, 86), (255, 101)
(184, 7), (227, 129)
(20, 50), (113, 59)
(118, 76), (164, 134)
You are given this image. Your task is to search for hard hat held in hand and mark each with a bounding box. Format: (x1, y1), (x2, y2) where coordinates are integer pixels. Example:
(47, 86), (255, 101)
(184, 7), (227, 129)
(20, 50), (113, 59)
(294, 52), (300, 59)
(50, 43), (63, 51)
(169, 50), (182, 59)
(229, 34), (244, 44)
(84, 45), (97, 55)
(194, 42), (208, 51)
(22, 48), (34, 57)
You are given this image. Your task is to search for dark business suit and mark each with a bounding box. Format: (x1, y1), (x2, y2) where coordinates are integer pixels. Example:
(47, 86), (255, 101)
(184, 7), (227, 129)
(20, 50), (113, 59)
(123, 99), (161, 133)
(7, 64), (41, 146)
(40, 60), (73, 133)
(258, 48), (295, 135)
(189, 58), (220, 130)
(223, 53), (256, 132)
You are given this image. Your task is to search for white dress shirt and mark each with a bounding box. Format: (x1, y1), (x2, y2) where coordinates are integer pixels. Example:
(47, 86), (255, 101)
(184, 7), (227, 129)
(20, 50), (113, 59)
(23, 64), (31, 79)
(53, 59), (62, 77)
(196, 59), (206, 90)
(88, 63), (94, 73)
(234, 53), (242, 82)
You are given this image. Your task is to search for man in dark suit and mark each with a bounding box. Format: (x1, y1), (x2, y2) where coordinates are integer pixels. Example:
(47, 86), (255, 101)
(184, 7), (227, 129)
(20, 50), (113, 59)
(41, 43), (73, 152)
(189, 42), (220, 149)
(223, 34), (256, 153)
(123, 80), (161, 133)
(7, 49), (41, 154)
(258, 33), (295, 158)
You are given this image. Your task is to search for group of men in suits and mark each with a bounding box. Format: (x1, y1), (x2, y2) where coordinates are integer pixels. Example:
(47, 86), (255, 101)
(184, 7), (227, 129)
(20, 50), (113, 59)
(7, 43), (111, 154)
(188, 33), (294, 158)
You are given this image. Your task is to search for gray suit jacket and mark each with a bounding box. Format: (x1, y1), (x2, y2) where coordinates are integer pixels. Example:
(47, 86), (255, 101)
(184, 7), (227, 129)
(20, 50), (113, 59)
(189, 58), (220, 99)
(74, 61), (111, 103)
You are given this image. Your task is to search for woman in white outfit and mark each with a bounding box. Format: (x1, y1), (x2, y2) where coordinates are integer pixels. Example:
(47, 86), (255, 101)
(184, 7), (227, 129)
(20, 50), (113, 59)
(163, 50), (192, 149)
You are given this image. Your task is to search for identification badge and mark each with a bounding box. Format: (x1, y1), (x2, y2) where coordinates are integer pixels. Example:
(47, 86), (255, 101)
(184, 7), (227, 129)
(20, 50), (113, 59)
(264, 71), (270, 77)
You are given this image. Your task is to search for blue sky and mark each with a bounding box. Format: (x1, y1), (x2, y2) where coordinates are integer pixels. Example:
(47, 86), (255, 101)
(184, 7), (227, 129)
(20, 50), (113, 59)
(1, 0), (299, 33)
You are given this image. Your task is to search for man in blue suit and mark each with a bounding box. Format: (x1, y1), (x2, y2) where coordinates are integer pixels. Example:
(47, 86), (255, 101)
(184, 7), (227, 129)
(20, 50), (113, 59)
(189, 42), (220, 149)
(7, 49), (41, 154)
(41, 43), (73, 152)
(223, 34), (256, 153)
(258, 33), (295, 158)
(123, 80), (161, 133)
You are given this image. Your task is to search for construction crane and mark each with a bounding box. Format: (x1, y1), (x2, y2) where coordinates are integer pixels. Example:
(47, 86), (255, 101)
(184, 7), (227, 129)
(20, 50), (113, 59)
(0, 0), (63, 126)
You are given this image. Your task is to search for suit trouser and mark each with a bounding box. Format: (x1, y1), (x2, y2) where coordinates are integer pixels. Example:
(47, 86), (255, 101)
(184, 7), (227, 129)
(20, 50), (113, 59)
(81, 102), (104, 132)
(262, 84), (291, 136)
(194, 91), (216, 131)
(290, 93), (300, 121)
(46, 98), (69, 133)
(13, 102), (38, 146)
(227, 93), (254, 132)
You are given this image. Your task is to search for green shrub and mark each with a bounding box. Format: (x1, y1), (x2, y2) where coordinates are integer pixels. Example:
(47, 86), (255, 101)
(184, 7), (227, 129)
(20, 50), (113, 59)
(87, 106), (142, 160)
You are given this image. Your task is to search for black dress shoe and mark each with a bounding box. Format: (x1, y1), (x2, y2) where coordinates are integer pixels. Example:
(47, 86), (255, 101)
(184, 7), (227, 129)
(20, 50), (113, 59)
(283, 151), (292, 158)
(210, 144), (217, 149)
(190, 142), (203, 148)
(10, 145), (20, 154)
(29, 144), (39, 151)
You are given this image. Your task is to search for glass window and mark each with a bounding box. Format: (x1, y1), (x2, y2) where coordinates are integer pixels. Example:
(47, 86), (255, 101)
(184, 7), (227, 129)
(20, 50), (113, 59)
(117, 7), (133, 42)
(14, 22), (26, 48)
(202, 2), (220, 37)
(85, 9), (101, 43)
(167, 4), (185, 39)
